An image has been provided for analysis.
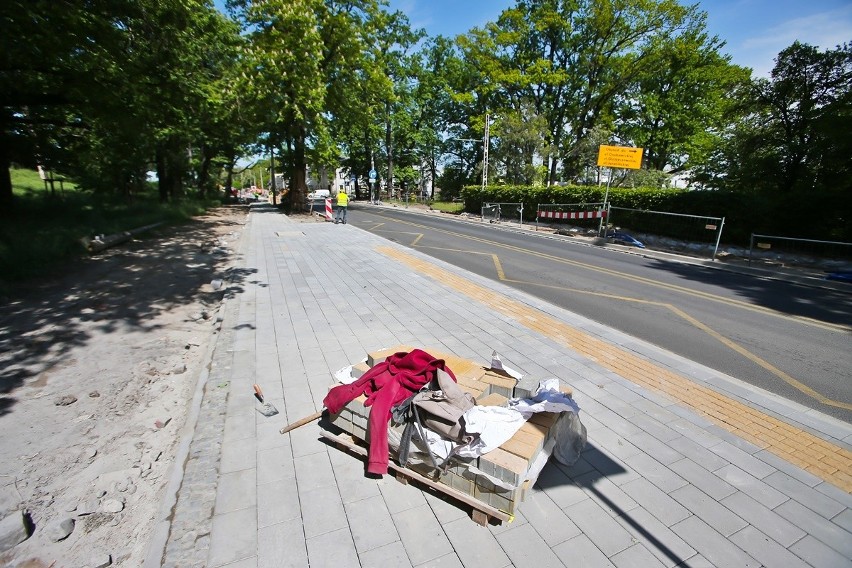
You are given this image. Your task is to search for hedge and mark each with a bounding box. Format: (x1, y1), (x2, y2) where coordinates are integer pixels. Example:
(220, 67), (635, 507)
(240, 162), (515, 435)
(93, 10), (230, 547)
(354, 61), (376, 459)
(460, 185), (851, 245)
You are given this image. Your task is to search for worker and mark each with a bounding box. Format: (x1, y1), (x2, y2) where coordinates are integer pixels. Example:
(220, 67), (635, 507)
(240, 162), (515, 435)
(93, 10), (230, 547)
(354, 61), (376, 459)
(334, 187), (349, 224)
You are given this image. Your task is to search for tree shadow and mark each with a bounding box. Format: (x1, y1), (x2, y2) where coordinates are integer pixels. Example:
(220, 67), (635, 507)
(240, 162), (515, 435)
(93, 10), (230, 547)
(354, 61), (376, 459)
(646, 258), (852, 327)
(0, 207), (255, 416)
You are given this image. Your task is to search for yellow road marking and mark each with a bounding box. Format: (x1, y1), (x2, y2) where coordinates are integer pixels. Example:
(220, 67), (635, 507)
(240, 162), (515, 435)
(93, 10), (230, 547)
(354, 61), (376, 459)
(369, 219), (852, 409)
(369, 214), (849, 333)
(378, 246), (852, 493)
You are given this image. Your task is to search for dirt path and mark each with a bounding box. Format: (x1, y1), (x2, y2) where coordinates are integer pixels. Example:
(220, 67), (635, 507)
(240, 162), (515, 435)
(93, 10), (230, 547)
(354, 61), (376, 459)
(0, 205), (249, 568)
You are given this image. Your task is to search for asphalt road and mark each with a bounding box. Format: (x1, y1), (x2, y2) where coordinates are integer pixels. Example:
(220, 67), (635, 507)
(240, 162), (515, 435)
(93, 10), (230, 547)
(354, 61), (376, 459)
(348, 203), (852, 424)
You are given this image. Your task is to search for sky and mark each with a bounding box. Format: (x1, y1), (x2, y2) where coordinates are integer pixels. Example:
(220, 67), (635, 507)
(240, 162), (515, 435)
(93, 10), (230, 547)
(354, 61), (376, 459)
(388, 0), (852, 77)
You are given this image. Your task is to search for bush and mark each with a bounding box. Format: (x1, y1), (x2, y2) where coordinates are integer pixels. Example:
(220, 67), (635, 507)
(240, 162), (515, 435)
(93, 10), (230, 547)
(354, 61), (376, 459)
(459, 184), (851, 246)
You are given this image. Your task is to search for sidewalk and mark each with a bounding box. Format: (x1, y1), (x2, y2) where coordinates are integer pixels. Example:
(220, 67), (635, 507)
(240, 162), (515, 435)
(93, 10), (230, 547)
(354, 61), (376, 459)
(147, 203), (852, 568)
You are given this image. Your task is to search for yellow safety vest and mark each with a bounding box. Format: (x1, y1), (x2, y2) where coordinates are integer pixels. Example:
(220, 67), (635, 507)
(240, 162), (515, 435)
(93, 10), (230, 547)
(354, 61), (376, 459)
(337, 193), (348, 206)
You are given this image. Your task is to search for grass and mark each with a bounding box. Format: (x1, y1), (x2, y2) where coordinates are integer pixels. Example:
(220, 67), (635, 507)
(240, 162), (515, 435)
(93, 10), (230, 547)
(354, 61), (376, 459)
(428, 200), (465, 214)
(1, 167), (218, 291)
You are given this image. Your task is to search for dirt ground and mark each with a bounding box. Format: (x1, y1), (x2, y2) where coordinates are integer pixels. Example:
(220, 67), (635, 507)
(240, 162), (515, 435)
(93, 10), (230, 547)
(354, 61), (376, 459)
(0, 205), (254, 568)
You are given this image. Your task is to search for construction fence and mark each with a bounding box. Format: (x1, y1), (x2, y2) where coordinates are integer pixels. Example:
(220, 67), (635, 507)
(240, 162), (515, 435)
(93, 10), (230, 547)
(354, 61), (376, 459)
(482, 202), (524, 225)
(748, 234), (852, 272)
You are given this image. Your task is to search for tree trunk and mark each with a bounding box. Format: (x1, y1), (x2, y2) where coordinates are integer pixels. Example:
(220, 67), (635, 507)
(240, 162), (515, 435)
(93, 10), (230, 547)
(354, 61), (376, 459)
(197, 143), (214, 198)
(290, 126), (308, 211)
(385, 103), (393, 200)
(156, 148), (169, 203)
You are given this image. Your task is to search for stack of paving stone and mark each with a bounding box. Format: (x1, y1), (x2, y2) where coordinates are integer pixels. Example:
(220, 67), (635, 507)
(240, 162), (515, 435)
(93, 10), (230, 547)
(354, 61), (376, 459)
(327, 345), (576, 515)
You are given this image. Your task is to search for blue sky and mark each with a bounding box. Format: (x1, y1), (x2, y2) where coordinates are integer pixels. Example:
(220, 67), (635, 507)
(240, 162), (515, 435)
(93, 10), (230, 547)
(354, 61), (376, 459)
(388, 0), (852, 77)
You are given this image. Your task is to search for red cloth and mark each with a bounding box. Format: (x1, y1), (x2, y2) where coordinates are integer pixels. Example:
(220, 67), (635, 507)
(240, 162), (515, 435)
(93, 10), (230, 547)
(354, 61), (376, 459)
(323, 349), (457, 474)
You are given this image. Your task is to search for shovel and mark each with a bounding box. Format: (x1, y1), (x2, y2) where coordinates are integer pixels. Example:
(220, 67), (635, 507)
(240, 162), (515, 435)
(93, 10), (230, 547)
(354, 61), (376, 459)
(253, 384), (279, 417)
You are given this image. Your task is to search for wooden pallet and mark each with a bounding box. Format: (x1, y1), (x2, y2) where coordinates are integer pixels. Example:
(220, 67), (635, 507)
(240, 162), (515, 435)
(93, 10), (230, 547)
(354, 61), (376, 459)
(320, 430), (511, 526)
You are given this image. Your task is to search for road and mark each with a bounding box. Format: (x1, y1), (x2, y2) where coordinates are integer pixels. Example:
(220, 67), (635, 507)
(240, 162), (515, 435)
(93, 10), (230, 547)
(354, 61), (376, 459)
(348, 203), (852, 424)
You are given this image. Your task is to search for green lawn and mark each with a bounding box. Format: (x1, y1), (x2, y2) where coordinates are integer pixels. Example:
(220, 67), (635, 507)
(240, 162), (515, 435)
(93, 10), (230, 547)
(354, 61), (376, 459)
(1, 167), (215, 291)
(428, 200), (464, 214)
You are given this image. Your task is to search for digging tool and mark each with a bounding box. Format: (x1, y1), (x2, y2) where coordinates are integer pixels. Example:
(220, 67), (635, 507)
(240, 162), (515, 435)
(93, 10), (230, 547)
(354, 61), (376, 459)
(279, 410), (324, 434)
(253, 384), (279, 417)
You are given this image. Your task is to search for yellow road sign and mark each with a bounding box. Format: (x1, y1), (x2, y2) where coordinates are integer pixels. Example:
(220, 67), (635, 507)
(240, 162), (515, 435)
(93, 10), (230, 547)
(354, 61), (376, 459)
(597, 145), (643, 169)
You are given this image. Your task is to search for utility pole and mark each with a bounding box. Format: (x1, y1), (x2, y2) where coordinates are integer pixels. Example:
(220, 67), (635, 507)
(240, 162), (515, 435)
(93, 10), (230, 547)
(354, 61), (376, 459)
(482, 113), (490, 191)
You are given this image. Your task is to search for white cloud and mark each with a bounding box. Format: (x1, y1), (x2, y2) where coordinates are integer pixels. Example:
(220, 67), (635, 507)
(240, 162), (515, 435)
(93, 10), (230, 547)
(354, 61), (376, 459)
(740, 6), (852, 76)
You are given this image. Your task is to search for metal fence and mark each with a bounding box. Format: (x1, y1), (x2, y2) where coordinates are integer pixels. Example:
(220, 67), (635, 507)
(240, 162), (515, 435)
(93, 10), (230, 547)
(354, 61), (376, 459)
(482, 202), (524, 226)
(608, 207), (726, 260)
(748, 234), (852, 272)
(535, 203), (608, 234)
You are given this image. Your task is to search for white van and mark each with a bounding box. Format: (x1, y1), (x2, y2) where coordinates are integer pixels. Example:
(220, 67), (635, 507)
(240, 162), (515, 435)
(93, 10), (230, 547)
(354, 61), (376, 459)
(307, 189), (331, 200)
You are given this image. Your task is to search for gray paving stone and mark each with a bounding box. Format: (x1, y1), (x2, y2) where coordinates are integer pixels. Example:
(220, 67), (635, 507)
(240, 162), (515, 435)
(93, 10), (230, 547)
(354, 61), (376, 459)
(394, 503), (454, 565)
(707, 440), (776, 479)
(359, 540), (414, 568)
(255, 417), (289, 451)
(552, 534), (616, 568)
(257, 477), (300, 528)
(581, 445), (640, 486)
(814, 479), (852, 509)
(208, 506), (257, 567)
(669, 458), (736, 501)
(294, 449), (337, 492)
(552, 454), (596, 479)
(327, 446), (382, 504)
(775, 498), (852, 558)
(666, 435), (729, 471)
(300, 484), (347, 539)
(344, 493), (401, 553)
(214, 468), (257, 515)
(621, 452), (688, 493)
(730, 525), (810, 568)
(627, 431), (685, 466)
(495, 522), (566, 568)
(573, 470), (639, 518)
(442, 516), (512, 568)
(256, 443), (295, 485)
(832, 508), (852, 533)
(306, 527), (360, 568)
(613, 507), (696, 568)
(221, 435), (258, 474)
(627, 413), (681, 443)
(257, 518), (308, 568)
(788, 535), (852, 568)
(670, 484), (747, 537)
(670, 515), (758, 568)
(609, 543), (667, 568)
(564, 497), (635, 557)
(720, 491), (805, 547)
(379, 475), (428, 514)
(620, 478), (691, 527)
(763, 470), (847, 519)
(753, 448), (825, 487)
(516, 487), (581, 546)
(534, 461), (589, 509)
(713, 464), (789, 508)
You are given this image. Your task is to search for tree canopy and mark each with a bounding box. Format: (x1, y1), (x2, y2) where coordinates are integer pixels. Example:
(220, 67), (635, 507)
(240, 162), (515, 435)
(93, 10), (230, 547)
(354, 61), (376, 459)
(2, 0), (849, 220)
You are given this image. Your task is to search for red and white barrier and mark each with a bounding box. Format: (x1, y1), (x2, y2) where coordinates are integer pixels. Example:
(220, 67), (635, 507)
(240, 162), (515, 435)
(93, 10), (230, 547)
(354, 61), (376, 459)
(325, 198), (333, 221)
(537, 209), (607, 220)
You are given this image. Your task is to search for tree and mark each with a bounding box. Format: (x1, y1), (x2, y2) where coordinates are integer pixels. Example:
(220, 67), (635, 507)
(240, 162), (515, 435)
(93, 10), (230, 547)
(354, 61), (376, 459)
(457, 0), (710, 185)
(696, 41), (852, 195)
(615, 24), (750, 176)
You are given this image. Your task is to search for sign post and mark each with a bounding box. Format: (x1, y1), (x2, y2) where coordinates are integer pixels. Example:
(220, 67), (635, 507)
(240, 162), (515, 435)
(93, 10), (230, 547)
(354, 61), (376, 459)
(368, 168), (377, 204)
(596, 145), (643, 237)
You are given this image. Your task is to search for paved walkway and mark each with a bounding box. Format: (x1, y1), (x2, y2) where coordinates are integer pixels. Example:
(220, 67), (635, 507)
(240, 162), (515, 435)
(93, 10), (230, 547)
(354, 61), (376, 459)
(146, 203), (852, 568)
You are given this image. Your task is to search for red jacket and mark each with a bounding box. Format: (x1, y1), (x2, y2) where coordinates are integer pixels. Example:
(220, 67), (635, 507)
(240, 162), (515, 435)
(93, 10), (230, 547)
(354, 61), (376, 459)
(324, 349), (456, 474)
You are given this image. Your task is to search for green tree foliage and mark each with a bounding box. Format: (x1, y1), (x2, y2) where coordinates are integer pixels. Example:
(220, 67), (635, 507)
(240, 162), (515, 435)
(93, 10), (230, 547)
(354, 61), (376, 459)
(457, 0), (708, 185)
(699, 42), (851, 196)
(616, 24), (751, 176)
(0, 0), (243, 209)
